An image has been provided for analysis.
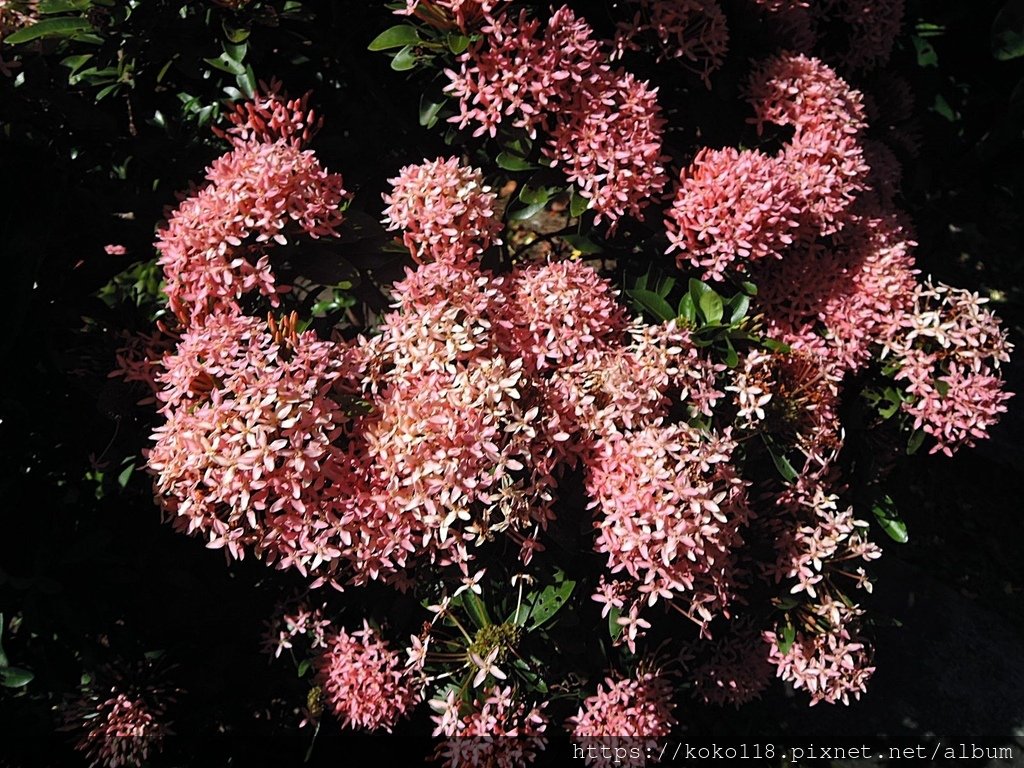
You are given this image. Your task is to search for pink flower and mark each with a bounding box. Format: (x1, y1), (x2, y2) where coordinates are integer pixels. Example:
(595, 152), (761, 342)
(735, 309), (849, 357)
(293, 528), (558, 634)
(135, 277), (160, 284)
(665, 146), (800, 280)
(104, 244), (128, 256)
(496, 260), (629, 374)
(444, 5), (667, 229)
(431, 685), (548, 768)
(568, 670), (676, 763)
(395, 0), (499, 32)
(317, 621), (420, 732)
(62, 680), (172, 768)
(883, 280), (1014, 455)
(382, 156), (501, 265)
(586, 424), (750, 628)
(765, 596), (875, 705)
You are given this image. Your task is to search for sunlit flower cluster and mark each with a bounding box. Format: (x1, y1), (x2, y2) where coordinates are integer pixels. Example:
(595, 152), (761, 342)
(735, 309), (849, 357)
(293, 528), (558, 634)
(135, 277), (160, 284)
(318, 621), (421, 732)
(444, 5), (667, 228)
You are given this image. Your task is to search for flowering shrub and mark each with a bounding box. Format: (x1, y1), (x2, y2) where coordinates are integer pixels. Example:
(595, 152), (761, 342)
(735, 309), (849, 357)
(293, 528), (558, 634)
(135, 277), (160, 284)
(7, 0), (1014, 765)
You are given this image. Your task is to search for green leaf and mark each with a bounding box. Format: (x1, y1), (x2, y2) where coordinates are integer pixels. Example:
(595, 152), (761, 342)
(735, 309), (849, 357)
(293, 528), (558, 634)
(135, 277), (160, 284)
(723, 338), (739, 368)
(117, 462), (134, 489)
(508, 200), (547, 221)
(368, 24), (421, 51)
(419, 96), (445, 129)
(872, 495), (909, 543)
(912, 36), (939, 67)
(569, 188), (590, 218)
(699, 290), (723, 324)
(727, 294), (750, 324)
(655, 276), (676, 299)
(38, 0), (93, 13)
(678, 293), (696, 324)
(496, 152), (537, 171)
(906, 428), (926, 456)
(763, 436), (798, 482)
(0, 613), (7, 668)
(608, 605), (623, 641)
(297, 659), (312, 678)
(204, 55), (246, 76)
(0, 667), (33, 689)
(740, 280), (758, 296)
(777, 622), (796, 655)
(626, 288), (676, 322)
(390, 45), (418, 71)
(518, 182), (556, 206)
(993, 0), (1024, 60)
(446, 33), (470, 54)
(524, 577), (573, 630)
(236, 65), (256, 100)
(461, 591), (492, 629)
(5, 16), (93, 44)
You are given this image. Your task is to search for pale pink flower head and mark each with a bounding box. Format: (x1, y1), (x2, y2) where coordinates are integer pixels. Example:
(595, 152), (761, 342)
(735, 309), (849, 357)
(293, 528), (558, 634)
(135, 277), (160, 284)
(568, 670), (677, 763)
(215, 80), (324, 148)
(884, 279), (1014, 456)
(765, 596), (875, 705)
(61, 679), (172, 768)
(747, 52), (866, 135)
(614, 0), (730, 85)
(148, 311), (366, 582)
(395, 0), (500, 32)
(382, 156), (501, 265)
(665, 146), (800, 280)
(431, 685), (548, 768)
(103, 244), (128, 256)
(157, 137), (348, 323)
(586, 424), (750, 626)
(546, 69), (668, 230)
(317, 621), (420, 732)
(497, 260), (629, 374)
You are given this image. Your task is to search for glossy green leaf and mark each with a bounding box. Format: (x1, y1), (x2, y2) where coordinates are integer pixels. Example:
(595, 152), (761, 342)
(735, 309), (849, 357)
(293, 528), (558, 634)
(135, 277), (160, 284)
(419, 96), (445, 129)
(993, 0), (1024, 59)
(906, 428), (926, 455)
(569, 188), (590, 218)
(368, 24), (421, 51)
(523, 578), (575, 631)
(390, 45), (418, 71)
(496, 152), (537, 171)
(608, 605), (623, 641)
(446, 33), (470, 54)
(777, 622), (796, 655)
(872, 494), (909, 543)
(561, 234), (602, 255)
(727, 294), (750, 324)
(5, 16), (93, 44)
(0, 666), (33, 688)
(626, 288), (676, 322)
(508, 200), (547, 221)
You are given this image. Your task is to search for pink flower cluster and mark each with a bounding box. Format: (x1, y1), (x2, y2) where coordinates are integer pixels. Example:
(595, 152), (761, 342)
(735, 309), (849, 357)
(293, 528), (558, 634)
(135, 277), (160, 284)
(382, 156), (501, 265)
(765, 596), (875, 705)
(444, 5), (667, 228)
(395, 0), (499, 32)
(156, 87), (347, 323)
(587, 425), (751, 634)
(147, 311), (365, 582)
(614, 0), (730, 85)
(317, 621), (421, 732)
(62, 686), (170, 768)
(666, 53), (871, 280)
(262, 600), (332, 659)
(567, 671), (677, 765)
(431, 686), (548, 768)
(884, 280), (1014, 455)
